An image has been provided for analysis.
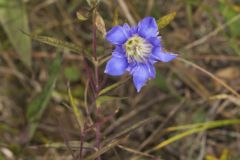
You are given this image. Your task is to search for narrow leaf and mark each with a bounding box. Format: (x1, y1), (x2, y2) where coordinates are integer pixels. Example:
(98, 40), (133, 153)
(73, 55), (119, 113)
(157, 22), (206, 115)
(28, 34), (82, 53)
(151, 119), (240, 151)
(98, 79), (128, 96)
(68, 85), (85, 132)
(26, 53), (63, 141)
(96, 96), (127, 108)
(157, 12), (176, 29)
(0, 0), (31, 66)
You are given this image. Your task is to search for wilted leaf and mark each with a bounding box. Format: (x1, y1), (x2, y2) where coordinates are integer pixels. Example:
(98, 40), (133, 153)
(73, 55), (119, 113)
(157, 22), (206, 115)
(210, 94), (240, 106)
(157, 12), (176, 29)
(0, 0), (31, 66)
(26, 53), (62, 141)
(95, 12), (106, 37)
(216, 67), (240, 80)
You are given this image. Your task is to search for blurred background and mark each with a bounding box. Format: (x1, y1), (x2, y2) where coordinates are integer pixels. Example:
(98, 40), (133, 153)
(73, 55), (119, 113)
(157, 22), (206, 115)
(0, 0), (240, 160)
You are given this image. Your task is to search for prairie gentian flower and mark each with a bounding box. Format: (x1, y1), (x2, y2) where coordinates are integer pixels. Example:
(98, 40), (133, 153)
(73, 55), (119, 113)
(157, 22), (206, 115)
(105, 17), (176, 92)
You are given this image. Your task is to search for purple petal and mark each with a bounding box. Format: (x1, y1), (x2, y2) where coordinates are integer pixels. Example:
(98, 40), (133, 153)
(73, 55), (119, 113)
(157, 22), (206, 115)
(105, 56), (128, 76)
(146, 62), (156, 78)
(147, 36), (161, 47)
(132, 64), (151, 92)
(151, 47), (177, 62)
(112, 46), (126, 58)
(106, 26), (129, 45)
(137, 17), (158, 39)
(130, 26), (138, 35)
(123, 23), (132, 36)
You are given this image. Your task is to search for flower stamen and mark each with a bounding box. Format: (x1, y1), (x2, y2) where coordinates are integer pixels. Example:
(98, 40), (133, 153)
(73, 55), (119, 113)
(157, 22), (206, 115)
(124, 35), (152, 62)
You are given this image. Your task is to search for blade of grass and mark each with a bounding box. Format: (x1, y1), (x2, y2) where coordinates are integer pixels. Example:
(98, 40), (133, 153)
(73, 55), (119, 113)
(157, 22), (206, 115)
(166, 119), (240, 132)
(150, 119), (240, 152)
(130, 119), (240, 160)
(177, 57), (240, 98)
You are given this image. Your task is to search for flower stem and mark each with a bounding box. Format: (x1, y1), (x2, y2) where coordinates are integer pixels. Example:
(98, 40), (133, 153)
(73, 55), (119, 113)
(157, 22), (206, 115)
(92, 8), (101, 160)
(92, 9), (99, 93)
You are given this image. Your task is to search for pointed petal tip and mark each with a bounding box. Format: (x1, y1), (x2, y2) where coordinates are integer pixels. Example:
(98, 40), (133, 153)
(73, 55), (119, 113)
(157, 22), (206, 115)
(136, 86), (142, 92)
(132, 64), (150, 93)
(152, 47), (177, 62)
(104, 69), (108, 74)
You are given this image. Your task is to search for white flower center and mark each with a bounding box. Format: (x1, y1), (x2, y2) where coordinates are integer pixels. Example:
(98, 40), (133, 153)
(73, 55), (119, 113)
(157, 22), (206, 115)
(124, 35), (152, 62)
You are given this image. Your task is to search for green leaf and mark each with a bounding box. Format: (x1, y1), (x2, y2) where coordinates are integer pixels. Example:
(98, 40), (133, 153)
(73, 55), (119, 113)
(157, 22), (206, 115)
(68, 85), (85, 132)
(98, 82), (121, 96)
(96, 96), (127, 108)
(0, 0), (31, 66)
(218, 1), (240, 37)
(98, 78), (128, 96)
(157, 12), (176, 29)
(64, 66), (80, 82)
(28, 34), (82, 53)
(26, 53), (63, 141)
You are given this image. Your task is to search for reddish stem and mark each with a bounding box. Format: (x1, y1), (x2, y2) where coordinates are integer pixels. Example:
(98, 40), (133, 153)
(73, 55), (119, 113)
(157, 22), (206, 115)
(92, 9), (101, 160)
(92, 10), (99, 94)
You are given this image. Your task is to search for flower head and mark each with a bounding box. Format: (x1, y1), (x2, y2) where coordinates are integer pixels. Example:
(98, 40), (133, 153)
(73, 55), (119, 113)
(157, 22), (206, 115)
(105, 17), (176, 92)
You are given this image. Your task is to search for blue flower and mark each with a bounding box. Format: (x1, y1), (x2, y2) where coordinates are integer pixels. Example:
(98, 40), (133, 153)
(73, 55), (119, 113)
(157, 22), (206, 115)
(105, 17), (177, 92)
